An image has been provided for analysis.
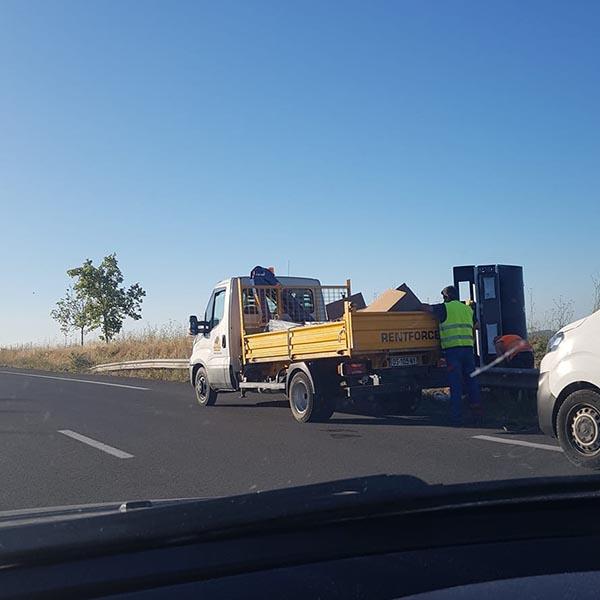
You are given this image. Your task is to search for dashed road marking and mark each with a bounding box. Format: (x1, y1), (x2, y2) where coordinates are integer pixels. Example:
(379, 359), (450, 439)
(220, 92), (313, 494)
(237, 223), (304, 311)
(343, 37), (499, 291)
(473, 434), (563, 452)
(58, 429), (134, 459)
(0, 371), (149, 391)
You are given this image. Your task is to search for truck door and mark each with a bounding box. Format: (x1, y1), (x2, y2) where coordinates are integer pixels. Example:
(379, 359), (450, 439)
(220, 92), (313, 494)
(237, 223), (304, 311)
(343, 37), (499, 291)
(201, 285), (232, 390)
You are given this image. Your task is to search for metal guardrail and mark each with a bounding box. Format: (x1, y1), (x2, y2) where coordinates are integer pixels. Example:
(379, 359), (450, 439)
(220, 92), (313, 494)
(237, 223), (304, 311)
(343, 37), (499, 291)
(478, 367), (540, 390)
(425, 366), (539, 391)
(90, 359), (189, 373)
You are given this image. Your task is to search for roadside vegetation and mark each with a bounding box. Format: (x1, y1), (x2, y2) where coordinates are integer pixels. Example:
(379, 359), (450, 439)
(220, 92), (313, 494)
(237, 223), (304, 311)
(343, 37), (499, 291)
(0, 323), (191, 382)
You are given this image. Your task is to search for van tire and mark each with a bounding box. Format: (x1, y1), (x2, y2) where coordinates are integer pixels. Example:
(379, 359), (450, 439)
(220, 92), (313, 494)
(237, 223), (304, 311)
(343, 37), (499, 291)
(288, 372), (335, 423)
(557, 389), (600, 469)
(195, 366), (217, 407)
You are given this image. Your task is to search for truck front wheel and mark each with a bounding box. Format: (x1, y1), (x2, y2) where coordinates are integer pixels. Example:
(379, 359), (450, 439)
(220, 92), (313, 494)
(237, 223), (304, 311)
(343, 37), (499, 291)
(288, 371), (335, 423)
(195, 366), (217, 407)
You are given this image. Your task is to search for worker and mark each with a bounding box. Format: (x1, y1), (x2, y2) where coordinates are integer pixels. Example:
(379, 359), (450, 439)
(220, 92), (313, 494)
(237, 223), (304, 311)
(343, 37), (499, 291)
(422, 286), (482, 426)
(494, 334), (534, 368)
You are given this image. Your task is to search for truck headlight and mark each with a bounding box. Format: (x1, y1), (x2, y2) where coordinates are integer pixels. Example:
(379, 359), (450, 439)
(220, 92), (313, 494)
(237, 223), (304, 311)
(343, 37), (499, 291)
(547, 332), (564, 353)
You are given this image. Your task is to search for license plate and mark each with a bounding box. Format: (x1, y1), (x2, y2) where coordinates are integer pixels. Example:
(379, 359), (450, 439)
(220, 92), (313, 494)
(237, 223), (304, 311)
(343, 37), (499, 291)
(389, 355), (419, 367)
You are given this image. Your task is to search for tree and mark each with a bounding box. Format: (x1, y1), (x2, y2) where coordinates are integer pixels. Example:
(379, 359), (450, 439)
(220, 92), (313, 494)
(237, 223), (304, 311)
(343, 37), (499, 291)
(67, 254), (146, 342)
(526, 287), (540, 335)
(50, 291), (75, 345)
(547, 296), (574, 333)
(592, 274), (600, 314)
(50, 287), (93, 346)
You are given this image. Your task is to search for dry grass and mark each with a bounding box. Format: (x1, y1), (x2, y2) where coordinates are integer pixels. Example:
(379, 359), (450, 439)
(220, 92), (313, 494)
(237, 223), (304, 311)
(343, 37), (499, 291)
(0, 323), (193, 382)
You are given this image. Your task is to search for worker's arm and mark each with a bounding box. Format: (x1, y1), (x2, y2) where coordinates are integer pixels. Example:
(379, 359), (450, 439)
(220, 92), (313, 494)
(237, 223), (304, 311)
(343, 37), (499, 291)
(420, 303), (434, 313)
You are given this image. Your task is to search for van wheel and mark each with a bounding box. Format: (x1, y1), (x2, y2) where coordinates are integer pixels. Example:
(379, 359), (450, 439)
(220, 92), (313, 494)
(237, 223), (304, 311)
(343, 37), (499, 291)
(557, 390), (600, 469)
(195, 366), (217, 407)
(288, 372), (335, 423)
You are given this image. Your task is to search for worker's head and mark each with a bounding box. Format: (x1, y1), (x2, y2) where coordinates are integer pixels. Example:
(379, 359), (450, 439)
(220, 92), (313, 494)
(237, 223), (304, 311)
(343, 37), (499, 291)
(441, 286), (458, 302)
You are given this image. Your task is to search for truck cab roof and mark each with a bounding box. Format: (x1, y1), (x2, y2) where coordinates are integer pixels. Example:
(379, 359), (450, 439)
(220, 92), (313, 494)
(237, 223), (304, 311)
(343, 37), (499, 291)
(214, 276), (323, 288)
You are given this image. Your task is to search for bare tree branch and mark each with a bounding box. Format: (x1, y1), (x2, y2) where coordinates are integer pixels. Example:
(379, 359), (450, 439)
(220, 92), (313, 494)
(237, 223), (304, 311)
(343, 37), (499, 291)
(546, 296), (575, 333)
(592, 274), (600, 314)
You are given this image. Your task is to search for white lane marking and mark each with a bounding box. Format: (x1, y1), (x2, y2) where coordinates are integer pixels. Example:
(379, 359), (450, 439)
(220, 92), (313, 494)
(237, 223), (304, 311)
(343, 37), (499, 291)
(0, 371), (149, 391)
(473, 434), (563, 453)
(58, 429), (134, 459)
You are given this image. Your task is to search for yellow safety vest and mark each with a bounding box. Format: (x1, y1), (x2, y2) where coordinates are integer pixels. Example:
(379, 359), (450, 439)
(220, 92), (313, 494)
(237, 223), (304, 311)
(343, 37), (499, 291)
(439, 301), (474, 349)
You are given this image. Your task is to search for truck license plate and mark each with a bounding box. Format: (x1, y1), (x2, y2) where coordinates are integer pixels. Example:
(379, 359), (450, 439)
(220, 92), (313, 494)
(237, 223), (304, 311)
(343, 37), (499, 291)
(390, 355), (418, 367)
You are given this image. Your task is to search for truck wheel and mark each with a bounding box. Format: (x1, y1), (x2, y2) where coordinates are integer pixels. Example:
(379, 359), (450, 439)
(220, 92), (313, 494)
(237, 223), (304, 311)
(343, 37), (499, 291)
(557, 390), (600, 469)
(195, 366), (217, 407)
(288, 372), (335, 423)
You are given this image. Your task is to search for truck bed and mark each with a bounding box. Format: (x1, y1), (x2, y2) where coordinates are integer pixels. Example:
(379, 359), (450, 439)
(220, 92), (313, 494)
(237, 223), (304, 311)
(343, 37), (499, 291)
(242, 308), (440, 364)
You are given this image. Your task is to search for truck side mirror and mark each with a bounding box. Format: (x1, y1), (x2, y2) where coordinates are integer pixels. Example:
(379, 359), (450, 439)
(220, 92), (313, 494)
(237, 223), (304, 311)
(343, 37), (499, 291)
(190, 315), (209, 336)
(189, 315), (199, 336)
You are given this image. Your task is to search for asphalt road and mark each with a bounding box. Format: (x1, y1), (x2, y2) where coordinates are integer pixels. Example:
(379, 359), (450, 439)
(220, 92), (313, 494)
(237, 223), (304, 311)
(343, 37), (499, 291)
(0, 368), (586, 511)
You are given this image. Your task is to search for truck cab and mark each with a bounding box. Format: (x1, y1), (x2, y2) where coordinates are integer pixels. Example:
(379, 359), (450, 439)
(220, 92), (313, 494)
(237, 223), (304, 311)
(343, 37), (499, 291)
(189, 276), (325, 395)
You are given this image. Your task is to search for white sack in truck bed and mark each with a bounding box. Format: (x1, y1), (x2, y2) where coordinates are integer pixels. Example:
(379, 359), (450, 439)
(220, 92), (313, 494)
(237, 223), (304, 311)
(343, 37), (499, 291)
(267, 319), (303, 331)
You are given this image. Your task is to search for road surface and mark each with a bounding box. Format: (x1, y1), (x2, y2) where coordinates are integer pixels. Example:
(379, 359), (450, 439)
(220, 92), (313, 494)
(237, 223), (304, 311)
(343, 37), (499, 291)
(0, 368), (585, 511)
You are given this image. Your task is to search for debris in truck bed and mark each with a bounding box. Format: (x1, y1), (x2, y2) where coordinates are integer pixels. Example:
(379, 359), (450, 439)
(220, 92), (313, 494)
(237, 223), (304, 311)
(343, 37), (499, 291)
(361, 283), (423, 312)
(326, 293), (366, 320)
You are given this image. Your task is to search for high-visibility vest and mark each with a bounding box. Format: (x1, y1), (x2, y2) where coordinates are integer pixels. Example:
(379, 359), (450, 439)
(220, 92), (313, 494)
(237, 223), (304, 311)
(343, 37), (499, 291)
(439, 301), (474, 349)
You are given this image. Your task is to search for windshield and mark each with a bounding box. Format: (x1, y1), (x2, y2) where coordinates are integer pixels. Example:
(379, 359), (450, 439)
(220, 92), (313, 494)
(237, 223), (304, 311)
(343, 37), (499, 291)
(1, 0), (600, 522)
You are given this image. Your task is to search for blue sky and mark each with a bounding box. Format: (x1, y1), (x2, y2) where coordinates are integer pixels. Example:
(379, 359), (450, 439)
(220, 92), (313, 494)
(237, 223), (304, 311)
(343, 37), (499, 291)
(1, 0), (599, 345)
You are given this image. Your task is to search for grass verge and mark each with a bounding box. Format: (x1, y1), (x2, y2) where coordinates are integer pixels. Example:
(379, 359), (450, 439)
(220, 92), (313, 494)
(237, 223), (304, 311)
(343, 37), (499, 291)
(0, 325), (192, 382)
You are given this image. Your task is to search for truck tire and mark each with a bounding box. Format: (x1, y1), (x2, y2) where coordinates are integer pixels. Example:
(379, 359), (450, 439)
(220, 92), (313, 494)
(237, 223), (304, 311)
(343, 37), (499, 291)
(195, 366), (217, 407)
(288, 371), (335, 423)
(557, 389), (600, 469)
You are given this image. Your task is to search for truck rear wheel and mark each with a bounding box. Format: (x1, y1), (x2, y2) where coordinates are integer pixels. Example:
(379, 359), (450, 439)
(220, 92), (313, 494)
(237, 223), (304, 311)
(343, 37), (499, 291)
(288, 371), (336, 423)
(195, 366), (217, 407)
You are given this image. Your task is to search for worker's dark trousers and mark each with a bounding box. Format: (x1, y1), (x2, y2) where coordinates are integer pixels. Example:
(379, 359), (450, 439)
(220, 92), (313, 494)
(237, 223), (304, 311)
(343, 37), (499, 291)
(445, 346), (481, 425)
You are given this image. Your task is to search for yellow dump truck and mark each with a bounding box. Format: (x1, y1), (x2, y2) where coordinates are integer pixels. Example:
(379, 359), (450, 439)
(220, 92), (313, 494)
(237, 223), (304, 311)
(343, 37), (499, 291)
(189, 275), (441, 423)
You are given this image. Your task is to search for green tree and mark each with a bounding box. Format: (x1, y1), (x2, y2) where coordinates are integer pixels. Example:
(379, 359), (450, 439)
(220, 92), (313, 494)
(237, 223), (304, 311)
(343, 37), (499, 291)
(68, 254), (146, 342)
(50, 287), (93, 346)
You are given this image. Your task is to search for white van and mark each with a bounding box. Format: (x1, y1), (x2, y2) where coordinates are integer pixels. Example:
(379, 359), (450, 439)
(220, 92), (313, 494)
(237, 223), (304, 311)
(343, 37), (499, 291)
(538, 309), (600, 468)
